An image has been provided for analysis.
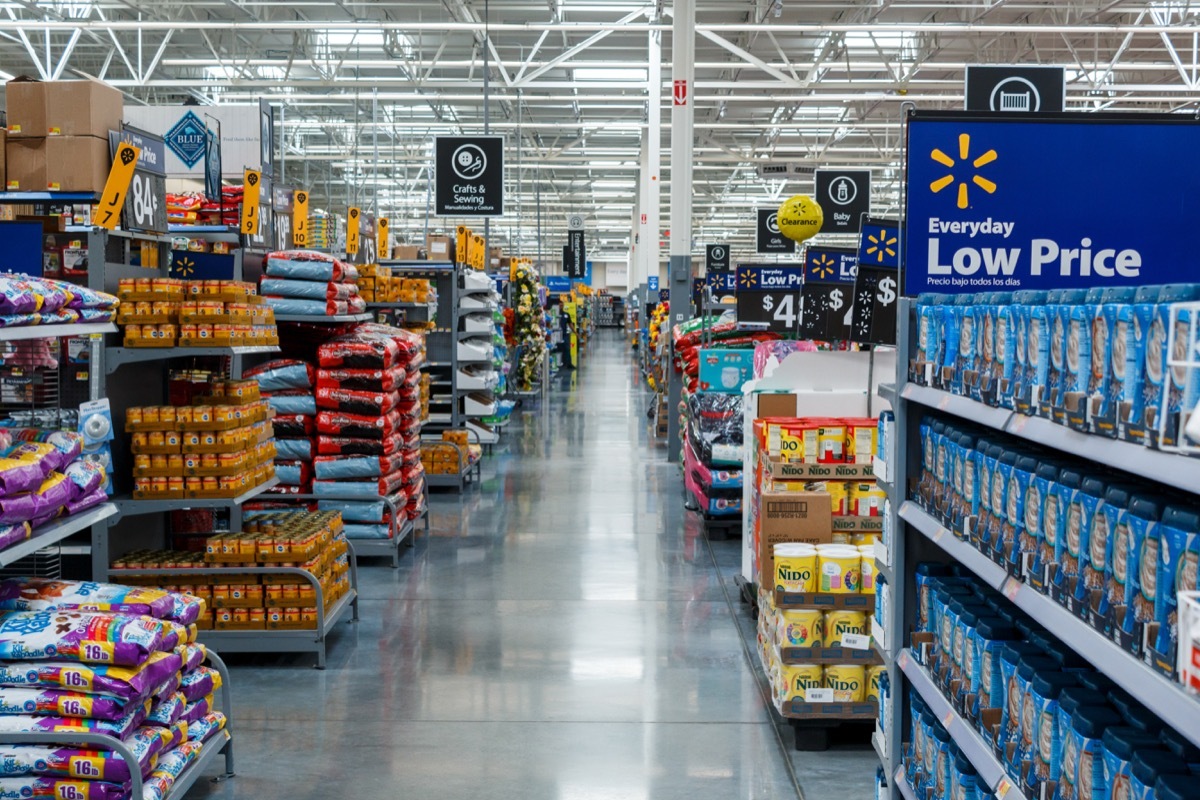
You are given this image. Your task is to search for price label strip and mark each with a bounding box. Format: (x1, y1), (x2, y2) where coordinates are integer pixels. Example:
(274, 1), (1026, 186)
(347, 206), (361, 256)
(95, 143), (140, 231)
(841, 633), (871, 650)
(240, 169), (262, 235)
(805, 688), (834, 704)
(292, 190), (310, 247)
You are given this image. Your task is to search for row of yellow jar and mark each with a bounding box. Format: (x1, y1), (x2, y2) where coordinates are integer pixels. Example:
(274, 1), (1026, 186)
(774, 543), (876, 594)
(776, 608), (871, 649)
(770, 662), (885, 704)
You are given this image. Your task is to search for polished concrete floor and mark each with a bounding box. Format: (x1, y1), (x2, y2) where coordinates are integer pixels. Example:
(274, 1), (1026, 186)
(191, 331), (877, 800)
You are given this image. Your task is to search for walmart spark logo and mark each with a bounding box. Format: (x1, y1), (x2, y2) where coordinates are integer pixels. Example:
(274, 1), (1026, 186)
(173, 256), (196, 277)
(865, 229), (898, 263)
(930, 133), (998, 209)
(811, 253), (835, 279)
(738, 269), (759, 289)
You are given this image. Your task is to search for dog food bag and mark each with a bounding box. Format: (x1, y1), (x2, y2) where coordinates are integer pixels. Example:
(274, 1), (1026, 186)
(176, 643), (206, 675)
(188, 710), (227, 744)
(316, 434), (403, 457)
(142, 741), (205, 800)
(0, 580), (191, 623)
(0, 650), (181, 701)
(316, 410), (403, 441)
(0, 696), (150, 739)
(0, 687), (135, 721)
(312, 455), (403, 481)
(0, 611), (167, 666)
(264, 391), (317, 417)
(0, 776), (129, 800)
(243, 359), (315, 392)
(0, 732), (163, 782)
(273, 414), (314, 438)
(146, 691), (186, 727)
(316, 367), (408, 393)
(181, 694), (214, 724)
(265, 253), (357, 282)
(1153, 505), (1200, 658)
(314, 385), (397, 416)
(275, 439), (313, 462)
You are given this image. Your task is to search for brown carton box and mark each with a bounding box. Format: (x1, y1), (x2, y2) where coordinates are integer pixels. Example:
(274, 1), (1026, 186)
(45, 135), (110, 192)
(489, 246), (504, 268)
(757, 491), (833, 588)
(5, 78), (46, 137)
(5, 136), (46, 190)
(45, 79), (123, 138)
(391, 245), (425, 260)
(425, 235), (454, 261)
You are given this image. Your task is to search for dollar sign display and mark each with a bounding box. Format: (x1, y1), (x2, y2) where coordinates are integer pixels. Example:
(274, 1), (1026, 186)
(763, 295), (775, 312)
(878, 276), (897, 305)
(829, 288), (844, 311)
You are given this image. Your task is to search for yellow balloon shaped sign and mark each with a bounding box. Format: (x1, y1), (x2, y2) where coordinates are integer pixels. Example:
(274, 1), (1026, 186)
(776, 195), (824, 244)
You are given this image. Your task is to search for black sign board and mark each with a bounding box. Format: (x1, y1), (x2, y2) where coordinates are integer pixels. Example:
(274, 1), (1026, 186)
(109, 126), (168, 234)
(965, 65), (1065, 113)
(798, 247), (858, 341)
(203, 124), (221, 204)
(815, 170), (871, 234)
(258, 98), (274, 179)
(565, 229), (586, 278)
(705, 244), (730, 273)
(850, 218), (902, 345)
(435, 135), (505, 217)
(270, 185), (294, 253)
(735, 263), (804, 333)
(692, 278), (706, 309)
(756, 209), (795, 254)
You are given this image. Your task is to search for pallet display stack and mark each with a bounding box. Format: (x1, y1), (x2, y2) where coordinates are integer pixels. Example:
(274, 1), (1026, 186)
(510, 260), (546, 394)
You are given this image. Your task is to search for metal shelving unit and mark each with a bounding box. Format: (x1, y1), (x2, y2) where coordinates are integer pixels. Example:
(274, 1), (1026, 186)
(113, 550), (360, 669)
(273, 313), (372, 323)
(105, 344), (280, 373)
(0, 322), (116, 342)
(0, 502), (117, 568)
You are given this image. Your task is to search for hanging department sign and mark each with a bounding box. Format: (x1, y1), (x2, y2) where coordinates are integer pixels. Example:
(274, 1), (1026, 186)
(904, 111), (1200, 295)
(435, 135), (504, 217)
(815, 170), (871, 234)
(706, 244), (730, 273)
(756, 208), (795, 253)
(163, 110), (207, 168)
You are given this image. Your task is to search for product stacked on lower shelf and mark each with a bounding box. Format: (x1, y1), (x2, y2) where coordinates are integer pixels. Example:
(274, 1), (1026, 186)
(0, 577), (229, 800)
(114, 510), (351, 631)
(683, 392), (744, 517)
(914, 413), (1200, 684)
(0, 427), (109, 551)
(356, 265), (435, 306)
(247, 324), (428, 532)
(904, 565), (1200, 800)
(420, 430), (481, 476)
(116, 279), (278, 347)
(260, 251), (365, 319)
(126, 381), (276, 500)
(0, 275), (119, 330)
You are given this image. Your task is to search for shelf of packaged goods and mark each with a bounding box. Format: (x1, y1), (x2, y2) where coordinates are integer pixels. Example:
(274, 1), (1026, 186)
(113, 477), (280, 518)
(347, 519), (413, 565)
(252, 491), (420, 568)
(900, 500), (1200, 749)
(106, 344), (281, 373)
(901, 384), (1200, 495)
(0, 502), (117, 569)
(898, 648), (1026, 800)
(114, 558), (358, 669)
(273, 313), (372, 323)
(0, 322), (116, 342)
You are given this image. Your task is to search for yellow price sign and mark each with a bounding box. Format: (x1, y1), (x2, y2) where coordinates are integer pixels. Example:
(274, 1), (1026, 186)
(240, 169), (262, 235)
(94, 142), (140, 230)
(377, 217), (389, 257)
(292, 190), (310, 247)
(346, 206), (361, 256)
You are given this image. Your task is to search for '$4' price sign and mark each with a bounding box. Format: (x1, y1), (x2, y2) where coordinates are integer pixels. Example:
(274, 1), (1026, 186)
(737, 288), (803, 333)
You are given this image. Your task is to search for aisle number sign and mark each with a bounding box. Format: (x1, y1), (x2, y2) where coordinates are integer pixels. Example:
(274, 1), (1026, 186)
(292, 190), (309, 247)
(377, 218), (389, 257)
(240, 169), (262, 235)
(905, 111), (1200, 294)
(346, 207), (361, 256)
(95, 142), (141, 230)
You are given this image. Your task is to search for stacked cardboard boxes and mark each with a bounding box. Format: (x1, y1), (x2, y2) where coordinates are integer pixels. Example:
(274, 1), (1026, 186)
(4, 78), (122, 192)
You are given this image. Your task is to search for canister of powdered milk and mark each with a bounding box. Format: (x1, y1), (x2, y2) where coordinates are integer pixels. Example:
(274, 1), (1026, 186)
(817, 545), (863, 593)
(780, 608), (824, 648)
(774, 543), (817, 592)
(824, 664), (866, 702)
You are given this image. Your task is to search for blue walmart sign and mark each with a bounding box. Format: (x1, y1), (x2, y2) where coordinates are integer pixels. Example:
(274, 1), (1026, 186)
(804, 247), (858, 284)
(165, 111), (208, 168)
(859, 218), (900, 269)
(905, 112), (1200, 294)
(736, 263), (804, 291)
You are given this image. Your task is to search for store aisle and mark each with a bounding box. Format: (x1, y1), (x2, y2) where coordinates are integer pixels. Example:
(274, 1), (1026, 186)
(194, 331), (865, 800)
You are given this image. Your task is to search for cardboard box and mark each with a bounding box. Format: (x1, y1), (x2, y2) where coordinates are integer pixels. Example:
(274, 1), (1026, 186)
(425, 235), (454, 261)
(757, 491), (833, 587)
(391, 245), (425, 260)
(5, 136), (46, 190)
(45, 135), (110, 192)
(45, 79), (123, 138)
(5, 78), (46, 137)
(489, 246), (504, 268)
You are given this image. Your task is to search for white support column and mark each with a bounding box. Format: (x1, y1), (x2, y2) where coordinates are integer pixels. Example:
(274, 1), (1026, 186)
(666, 0), (695, 464)
(635, 28), (662, 295)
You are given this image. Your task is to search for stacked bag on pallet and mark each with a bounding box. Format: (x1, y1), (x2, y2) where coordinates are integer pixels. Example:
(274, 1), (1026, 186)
(313, 323), (428, 534)
(243, 359), (317, 495)
(260, 251), (366, 319)
(683, 393), (744, 517)
(0, 428), (109, 549)
(0, 578), (228, 799)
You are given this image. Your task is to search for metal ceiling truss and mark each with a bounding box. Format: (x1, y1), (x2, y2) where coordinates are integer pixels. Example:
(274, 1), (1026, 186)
(2, 0), (1200, 255)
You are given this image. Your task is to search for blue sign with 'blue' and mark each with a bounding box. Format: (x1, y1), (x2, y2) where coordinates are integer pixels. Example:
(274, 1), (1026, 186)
(905, 113), (1200, 295)
(165, 110), (209, 169)
(736, 263), (804, 291)
(804, 247), (858, 284)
